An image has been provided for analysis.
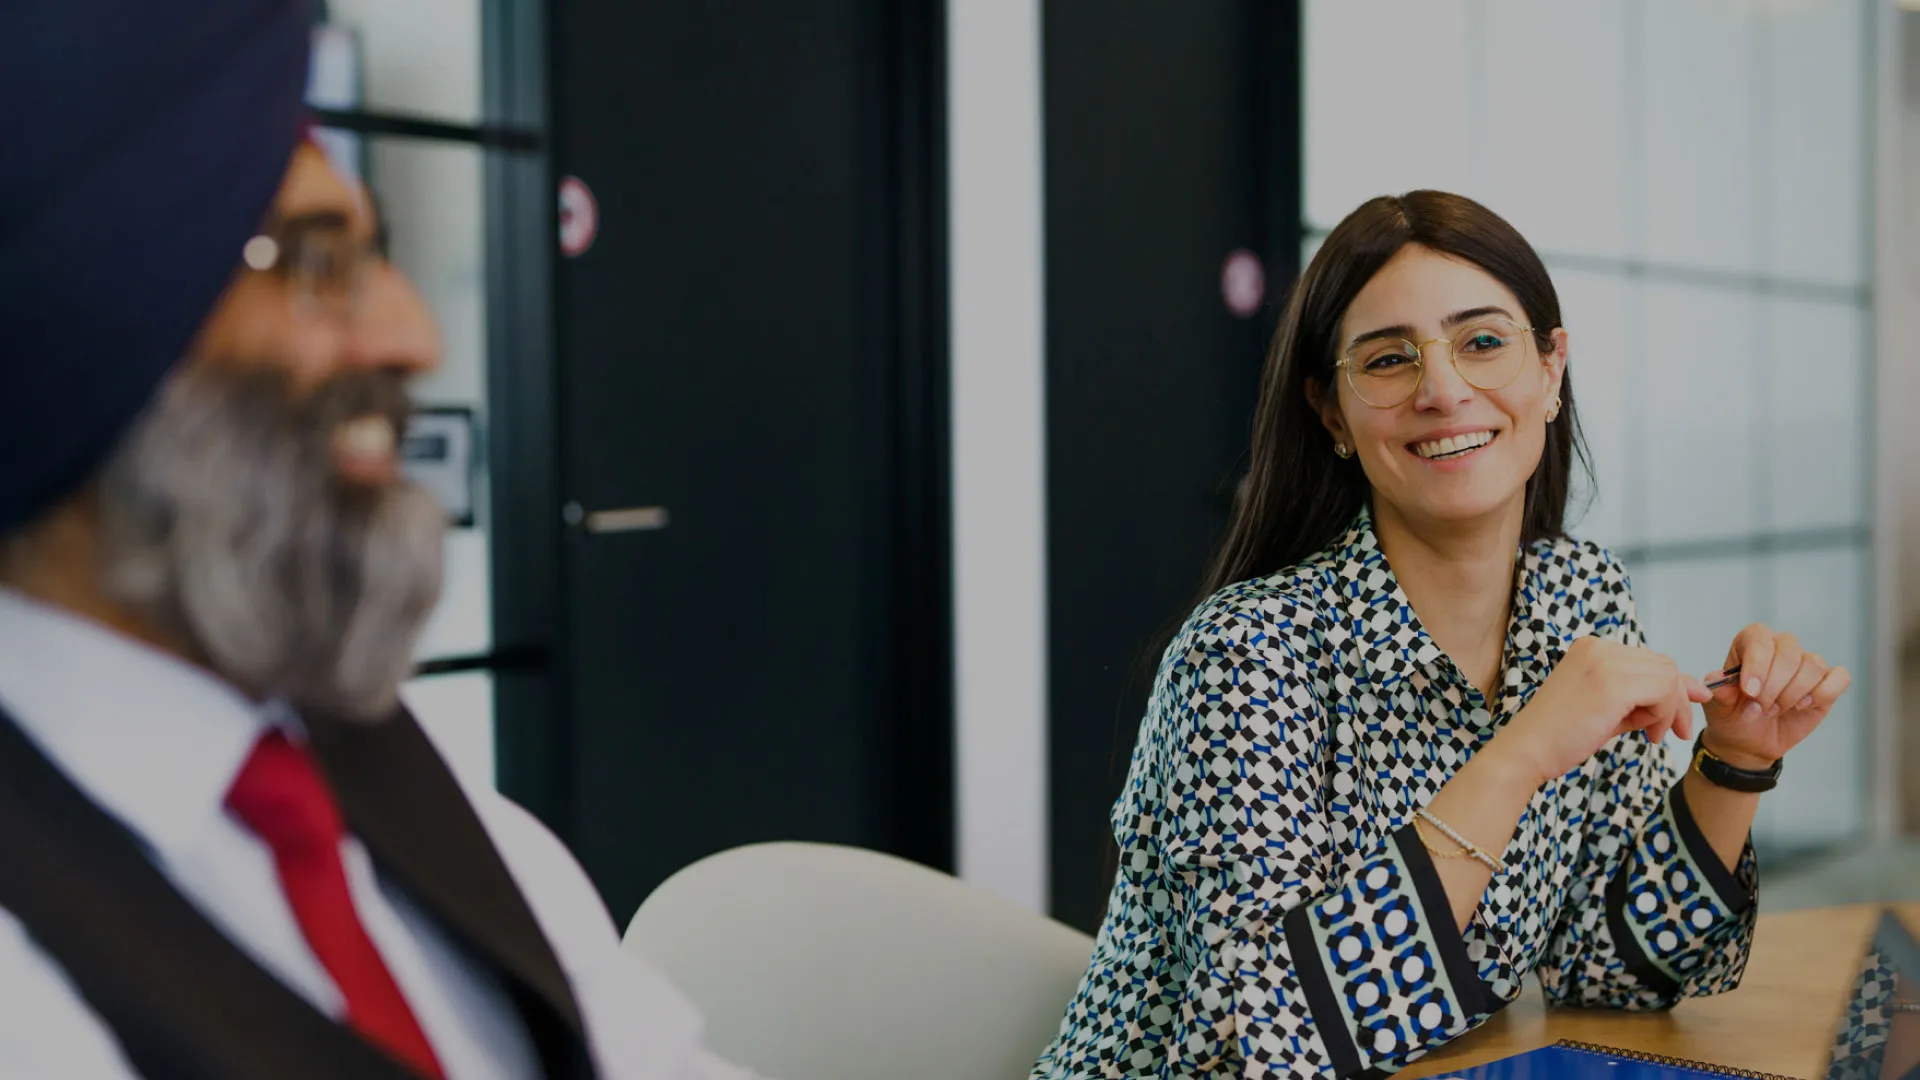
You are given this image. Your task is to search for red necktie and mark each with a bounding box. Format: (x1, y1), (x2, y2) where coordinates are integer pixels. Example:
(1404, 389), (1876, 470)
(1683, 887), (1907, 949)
(225, 729), (447, 1079)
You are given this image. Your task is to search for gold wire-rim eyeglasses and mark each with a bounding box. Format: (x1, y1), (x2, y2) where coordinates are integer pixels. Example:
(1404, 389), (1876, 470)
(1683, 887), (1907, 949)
(1332, 317), (1540, 409)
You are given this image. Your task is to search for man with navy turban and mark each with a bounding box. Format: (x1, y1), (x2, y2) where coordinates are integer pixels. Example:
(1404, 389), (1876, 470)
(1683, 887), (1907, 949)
(0, 3), (758, 1078)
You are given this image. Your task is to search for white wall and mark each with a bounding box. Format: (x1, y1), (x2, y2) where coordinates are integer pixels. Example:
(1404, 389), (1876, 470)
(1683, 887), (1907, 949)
(947, 0), (1050, 913)
(1305, 0), (1880, 851)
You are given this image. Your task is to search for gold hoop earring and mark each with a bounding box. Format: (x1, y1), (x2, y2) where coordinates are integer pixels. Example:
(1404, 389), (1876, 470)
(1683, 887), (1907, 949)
(1545, 397), (1562, 423)
(1334, 441), (1353, 459)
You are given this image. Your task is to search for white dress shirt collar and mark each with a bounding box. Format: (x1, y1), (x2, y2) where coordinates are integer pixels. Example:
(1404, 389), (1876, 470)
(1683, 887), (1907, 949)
(0, 585), (276, 861)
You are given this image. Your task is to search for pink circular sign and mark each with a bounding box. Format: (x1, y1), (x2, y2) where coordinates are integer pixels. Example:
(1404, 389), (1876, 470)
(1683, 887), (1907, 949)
(1220, 248), (1265, 318)
(558, 176), (599, 258)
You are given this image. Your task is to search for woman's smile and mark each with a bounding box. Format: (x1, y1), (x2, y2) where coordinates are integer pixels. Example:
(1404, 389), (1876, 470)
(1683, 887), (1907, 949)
(1409, 426), (1499, 465)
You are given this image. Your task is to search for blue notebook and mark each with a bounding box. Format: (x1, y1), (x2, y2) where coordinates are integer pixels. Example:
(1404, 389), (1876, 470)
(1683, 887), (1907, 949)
(1434, 1040), (1796, 1079)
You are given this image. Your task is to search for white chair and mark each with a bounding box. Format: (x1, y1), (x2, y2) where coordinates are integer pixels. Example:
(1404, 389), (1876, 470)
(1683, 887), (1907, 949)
(622, 841), (1096, 1080)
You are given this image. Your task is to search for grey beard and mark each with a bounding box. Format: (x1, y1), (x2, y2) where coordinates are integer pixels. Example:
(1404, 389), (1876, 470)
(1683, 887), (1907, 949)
(95, 365), (445, 723)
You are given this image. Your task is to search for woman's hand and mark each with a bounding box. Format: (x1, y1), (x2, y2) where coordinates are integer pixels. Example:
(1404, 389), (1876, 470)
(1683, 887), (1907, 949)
(1493, 636), (1712, 788)
(1699, 624), (1851, 771)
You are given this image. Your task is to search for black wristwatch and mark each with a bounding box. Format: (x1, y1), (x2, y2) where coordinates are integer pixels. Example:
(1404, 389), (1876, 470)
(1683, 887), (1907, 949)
(1691, 742), (1782, 793)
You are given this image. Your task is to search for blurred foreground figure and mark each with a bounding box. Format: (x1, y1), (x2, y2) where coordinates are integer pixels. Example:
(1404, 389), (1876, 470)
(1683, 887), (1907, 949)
(0, 3), (758, 1077)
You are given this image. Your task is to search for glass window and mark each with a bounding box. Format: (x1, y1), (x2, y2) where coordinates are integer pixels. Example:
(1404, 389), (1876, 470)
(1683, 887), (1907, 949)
(1482, 1), (1630, 260)
(359, 136), (494, 665)
(1637, 280), (1760, 546)
(316, 0), (482, 123)
(1554, 269), (1631, 548)
(1636, 0), (1758, 274)
(1762, 297), (1868, 533)
(1761, 0), (1869, 287)
(1303, 0), (1476, 230)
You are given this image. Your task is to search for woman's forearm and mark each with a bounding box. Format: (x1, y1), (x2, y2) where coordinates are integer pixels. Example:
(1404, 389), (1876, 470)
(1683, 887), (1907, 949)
(1426, 745), (1754, 933)
(1420, 739), (1543, 931)
(1679, 764), (1760, 870)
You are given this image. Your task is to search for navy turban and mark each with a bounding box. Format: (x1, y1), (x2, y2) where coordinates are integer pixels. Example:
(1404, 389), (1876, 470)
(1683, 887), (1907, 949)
(0, 0), (313, 533)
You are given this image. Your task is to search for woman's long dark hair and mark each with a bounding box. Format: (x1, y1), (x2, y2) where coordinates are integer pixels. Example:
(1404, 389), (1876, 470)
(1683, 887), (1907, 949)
(1198, 190), (1593, 597)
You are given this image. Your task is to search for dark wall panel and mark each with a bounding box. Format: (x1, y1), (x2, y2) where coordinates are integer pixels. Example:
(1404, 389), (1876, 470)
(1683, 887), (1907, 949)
(1044, 2), (1301, 930)
(548, 0), (948, 923)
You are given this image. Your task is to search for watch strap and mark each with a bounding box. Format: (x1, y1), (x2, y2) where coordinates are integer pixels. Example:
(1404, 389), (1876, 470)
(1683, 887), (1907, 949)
(1692, 742), (1782, 793)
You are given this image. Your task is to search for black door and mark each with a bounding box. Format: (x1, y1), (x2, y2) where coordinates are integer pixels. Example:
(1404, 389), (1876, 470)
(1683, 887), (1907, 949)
(1044, 2), (1301, 930)
(546, 0), (948, 922)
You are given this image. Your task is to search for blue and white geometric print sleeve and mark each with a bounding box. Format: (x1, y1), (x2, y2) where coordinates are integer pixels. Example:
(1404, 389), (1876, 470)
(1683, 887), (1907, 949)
(1532, 736), (1757, 1008)
(1534, 562), (1757, 1009)
(1113, 624), (1495, 1078)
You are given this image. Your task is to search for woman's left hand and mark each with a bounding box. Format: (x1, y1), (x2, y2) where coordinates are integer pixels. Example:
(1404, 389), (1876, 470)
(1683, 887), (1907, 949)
(1700, 623), (1852, 771)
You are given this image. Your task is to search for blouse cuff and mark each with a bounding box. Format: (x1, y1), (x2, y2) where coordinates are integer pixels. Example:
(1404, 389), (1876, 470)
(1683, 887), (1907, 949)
(1280, 824), (1498, 1076)
(1603, 780), (1755, 994)
(1667, 779), (1755, 914)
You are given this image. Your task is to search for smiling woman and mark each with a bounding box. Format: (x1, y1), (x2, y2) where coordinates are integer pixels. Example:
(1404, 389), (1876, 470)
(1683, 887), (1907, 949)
(1030, 192), (1851, 1080)
(1207, 191), (1581, 599)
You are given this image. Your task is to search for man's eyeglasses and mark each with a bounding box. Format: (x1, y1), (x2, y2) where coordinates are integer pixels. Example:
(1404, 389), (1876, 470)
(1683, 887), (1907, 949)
(241, 211), (388, 321)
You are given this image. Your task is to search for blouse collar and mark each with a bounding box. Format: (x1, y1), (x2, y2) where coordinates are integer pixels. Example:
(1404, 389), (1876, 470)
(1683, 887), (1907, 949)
(1326, 504), (1570, 730)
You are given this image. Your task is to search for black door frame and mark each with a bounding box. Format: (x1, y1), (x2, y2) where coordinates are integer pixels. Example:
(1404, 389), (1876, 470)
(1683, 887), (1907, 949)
(475, 0), (953, 888)
(481, 0), (568, 839)
(861, 0), (956, 872)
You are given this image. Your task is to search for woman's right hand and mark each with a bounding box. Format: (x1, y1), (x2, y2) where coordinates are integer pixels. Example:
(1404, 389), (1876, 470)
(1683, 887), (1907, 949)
(1493, 635), (1712, 788)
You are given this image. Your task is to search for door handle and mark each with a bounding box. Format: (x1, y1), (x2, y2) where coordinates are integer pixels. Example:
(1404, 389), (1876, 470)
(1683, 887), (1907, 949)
(563, 502), (670, 535)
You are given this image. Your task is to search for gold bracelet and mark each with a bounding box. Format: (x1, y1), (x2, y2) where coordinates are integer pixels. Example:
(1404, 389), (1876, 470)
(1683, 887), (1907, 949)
(1414, 809), (1505, 873)
(1412, 817), (1473, 859)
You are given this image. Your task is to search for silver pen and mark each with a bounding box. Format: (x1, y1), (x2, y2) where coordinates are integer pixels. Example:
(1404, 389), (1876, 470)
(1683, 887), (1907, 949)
(1704, 665), (1743, 693)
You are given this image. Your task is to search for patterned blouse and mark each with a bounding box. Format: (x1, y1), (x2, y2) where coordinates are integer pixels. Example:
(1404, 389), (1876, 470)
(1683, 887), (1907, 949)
(1033, 507), (1758, 1079)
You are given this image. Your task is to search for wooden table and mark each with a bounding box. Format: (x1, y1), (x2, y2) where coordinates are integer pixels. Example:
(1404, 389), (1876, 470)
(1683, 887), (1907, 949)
(1393, 904), (1920, 1079)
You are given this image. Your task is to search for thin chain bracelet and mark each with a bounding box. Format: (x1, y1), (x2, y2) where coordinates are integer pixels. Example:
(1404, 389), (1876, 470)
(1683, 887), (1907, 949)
(1411, 817), (1473, 859)
(1414, 808), (1504, 874)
